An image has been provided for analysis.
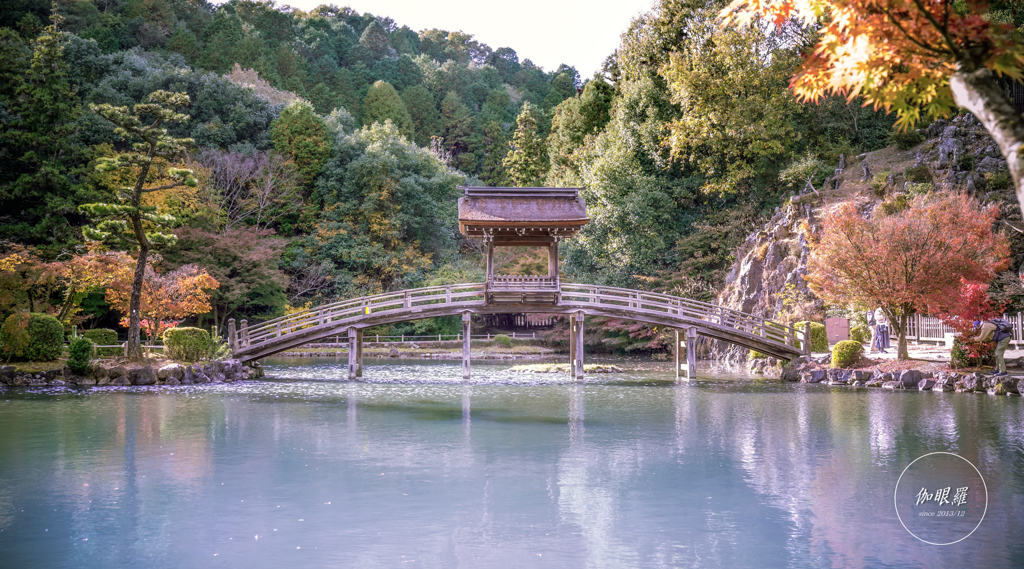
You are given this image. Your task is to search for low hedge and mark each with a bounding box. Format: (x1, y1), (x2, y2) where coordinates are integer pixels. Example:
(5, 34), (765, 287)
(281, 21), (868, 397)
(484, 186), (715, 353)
(83, 328), (122, 356)
(163, 327), (210, 362)
(83, 328), (118, 345)
(67, 337), (94, 374)
(0, 312), (65, 362)
(794, 321), (828, 353)
(493, 334), (513, 348)
(850, 324), (870, 344)
(831, 340), (863, 368)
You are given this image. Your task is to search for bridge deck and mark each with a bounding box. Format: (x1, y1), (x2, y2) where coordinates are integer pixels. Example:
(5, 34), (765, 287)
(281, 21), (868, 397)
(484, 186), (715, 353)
(230, 283), (809, 363)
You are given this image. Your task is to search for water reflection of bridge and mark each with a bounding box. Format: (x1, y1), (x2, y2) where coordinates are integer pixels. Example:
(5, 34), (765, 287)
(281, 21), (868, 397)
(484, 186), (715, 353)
(227, 187), (810, 379)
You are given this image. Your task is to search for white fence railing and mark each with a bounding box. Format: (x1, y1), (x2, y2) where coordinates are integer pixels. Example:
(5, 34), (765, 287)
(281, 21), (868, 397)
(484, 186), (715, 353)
(906, 314), (1024, 346)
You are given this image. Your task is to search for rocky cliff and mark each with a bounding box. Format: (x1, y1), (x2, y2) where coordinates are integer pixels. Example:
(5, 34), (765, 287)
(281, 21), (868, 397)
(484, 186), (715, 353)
(711, 113), (1016, 365)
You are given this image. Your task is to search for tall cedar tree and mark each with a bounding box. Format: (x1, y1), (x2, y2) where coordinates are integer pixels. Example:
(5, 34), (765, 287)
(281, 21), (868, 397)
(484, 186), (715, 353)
(503, 102), (549, 186)
(362, 81), (414, 139)
(806, 193), (1009, 360)
(0, 8), (89, 251)
(81, 90), (197, 361)
(721, 0), (1024, 219)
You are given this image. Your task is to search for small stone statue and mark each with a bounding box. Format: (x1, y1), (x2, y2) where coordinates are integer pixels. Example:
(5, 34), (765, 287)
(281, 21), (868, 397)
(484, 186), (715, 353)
(886, 172), (895, 188)
(838, 153), (846, 172)
(861, 162), (871, 181)
(915, 150), (923, 167)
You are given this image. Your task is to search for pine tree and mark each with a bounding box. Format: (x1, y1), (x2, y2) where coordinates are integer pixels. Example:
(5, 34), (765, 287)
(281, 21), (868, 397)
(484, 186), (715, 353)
(0, 6), (89, 252)
(359, 19), (393, 60)
(503, 102), (548, 186)
(80, 90), (196, 361)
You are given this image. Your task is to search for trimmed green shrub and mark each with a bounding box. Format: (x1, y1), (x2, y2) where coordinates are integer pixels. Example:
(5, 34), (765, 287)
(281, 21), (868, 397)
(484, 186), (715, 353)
(163, 327), (211, 362)
(67, 337), (94, 374)
(983, 171), (1012, 191)
(0, 312), (65, 362)
(83, 328), (121, 356)
(850, 324), (870, 344)
(890, 130), (924, 150)
(831, 340), (863, 368)
(493, 334), (512, 348)
(83, 328), (117, 345)
(794, 321), (828, 353)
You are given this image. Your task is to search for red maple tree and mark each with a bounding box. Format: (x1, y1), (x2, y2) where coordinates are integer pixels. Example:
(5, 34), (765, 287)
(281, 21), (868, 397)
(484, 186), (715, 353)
(934, 278), (1006, 363)
(806, 192), (1009, 359)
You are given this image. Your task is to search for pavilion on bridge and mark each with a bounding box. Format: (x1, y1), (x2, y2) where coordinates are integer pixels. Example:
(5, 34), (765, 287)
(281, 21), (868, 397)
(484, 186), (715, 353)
(457, 186), (589, 305)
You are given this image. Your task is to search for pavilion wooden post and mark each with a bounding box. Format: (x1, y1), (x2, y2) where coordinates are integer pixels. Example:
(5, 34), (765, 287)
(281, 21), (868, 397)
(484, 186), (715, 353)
(462, 311), (472, 380)
(356, 328), (363, 378)
(571, 311), (585, 380)
(348, 327), (358, 380)
(228, 318), (236, 352)
(685, 326), (698, 380)
(803, 322), (812, 356)
(240, 319), (248, 348)
(485, 238), (494, 283)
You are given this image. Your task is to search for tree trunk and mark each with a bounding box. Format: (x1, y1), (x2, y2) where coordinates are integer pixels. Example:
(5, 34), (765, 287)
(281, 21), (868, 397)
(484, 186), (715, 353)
(949, 66), (1024, 219)
(126, 243), (147, 360)
(126, 155), (154, 361)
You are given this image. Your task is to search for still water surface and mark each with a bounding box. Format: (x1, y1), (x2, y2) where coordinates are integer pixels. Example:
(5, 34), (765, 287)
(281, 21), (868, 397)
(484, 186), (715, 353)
(1, 358), (1023, 568)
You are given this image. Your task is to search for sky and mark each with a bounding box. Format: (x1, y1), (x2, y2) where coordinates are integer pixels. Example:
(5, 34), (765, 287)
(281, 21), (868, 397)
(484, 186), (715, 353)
(276, 0), (656, 78)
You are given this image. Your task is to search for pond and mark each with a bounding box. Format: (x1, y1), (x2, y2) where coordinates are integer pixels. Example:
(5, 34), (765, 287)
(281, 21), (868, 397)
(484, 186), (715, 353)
(1, 357), (1022, 568)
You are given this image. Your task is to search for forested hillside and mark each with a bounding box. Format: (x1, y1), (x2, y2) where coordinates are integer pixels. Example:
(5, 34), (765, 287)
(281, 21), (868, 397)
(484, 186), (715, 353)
(1, 0), (909, 345)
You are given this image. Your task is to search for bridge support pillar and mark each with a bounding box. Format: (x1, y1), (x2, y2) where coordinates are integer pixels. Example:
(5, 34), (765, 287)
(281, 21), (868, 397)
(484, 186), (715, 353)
(348, 327), (359, 380)
(676, 327), (698, 380)
(686, 327), (698, 380)
(569, 311), (584, 380)
(462, 312), (471, 380)
(356, 328), (363, 378)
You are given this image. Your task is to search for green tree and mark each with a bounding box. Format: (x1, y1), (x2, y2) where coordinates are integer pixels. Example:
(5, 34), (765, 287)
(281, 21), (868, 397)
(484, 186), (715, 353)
(547, 78), (614, 178)
(81, 90), (196, 361)
(661, 13), (802, 195)
(311, 122), (465, 294)
(439, 91), (475, 168)
(359, 19), (392, 60)
(271, 100), (333, 185)
(402, 85), (440, 147)
(0, 8), (91, 252)
(503, 102), (548, 186)
(362, 80), (414, 139)
(479, 121), (509, 185)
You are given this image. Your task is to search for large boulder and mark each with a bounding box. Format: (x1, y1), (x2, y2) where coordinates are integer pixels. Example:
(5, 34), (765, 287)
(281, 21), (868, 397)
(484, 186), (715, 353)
(801, 369), (827, 383)
(158, 363), (183, 381)
(129, 367), (157, 386)
(918, 378), (936, 391)
(898, 370), (923, 388)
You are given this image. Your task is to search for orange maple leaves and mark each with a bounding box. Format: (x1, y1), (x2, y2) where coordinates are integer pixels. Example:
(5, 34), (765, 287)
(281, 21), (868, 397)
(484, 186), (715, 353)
(105, 262), (219, 341)
(721, 0), (1024, 128)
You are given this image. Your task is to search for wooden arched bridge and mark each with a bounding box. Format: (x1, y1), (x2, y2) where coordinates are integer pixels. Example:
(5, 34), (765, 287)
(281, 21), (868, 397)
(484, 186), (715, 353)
(227, 282), (810, 380)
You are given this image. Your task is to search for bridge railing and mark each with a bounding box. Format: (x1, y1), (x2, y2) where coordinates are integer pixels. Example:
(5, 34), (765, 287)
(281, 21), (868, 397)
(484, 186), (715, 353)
(558, 284), (801, 348)
(241, 283), (486, 348)
(235, 282), (805, 355)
